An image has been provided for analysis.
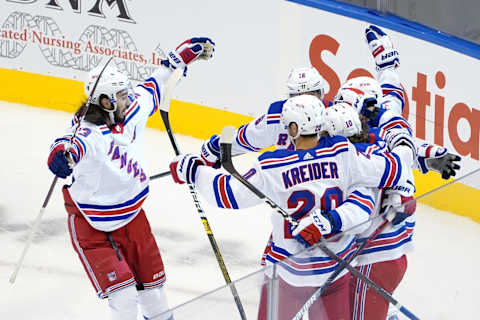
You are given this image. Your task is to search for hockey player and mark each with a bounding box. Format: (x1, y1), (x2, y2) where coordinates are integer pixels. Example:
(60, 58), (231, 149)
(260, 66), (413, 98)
(47, 37), (215, 320)
(325, 25), (456, 320)
(329, 25), (419, 320)
(169, 94), (417, 320)
(333, 26), (459, 320)
(199, 66), (327, 166)
(323, 102), (416, 320)
(335, 26), (460, 181)
(200, 30), (459, 179)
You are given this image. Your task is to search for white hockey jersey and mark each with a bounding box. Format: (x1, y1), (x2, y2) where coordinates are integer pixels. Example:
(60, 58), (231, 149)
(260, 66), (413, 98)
(196, 135), (412, 287)
(226, 89), (430, 178)
(231, 100), (293, 154)
(50, 67), (172, 232)
(352, 141), (415, 266)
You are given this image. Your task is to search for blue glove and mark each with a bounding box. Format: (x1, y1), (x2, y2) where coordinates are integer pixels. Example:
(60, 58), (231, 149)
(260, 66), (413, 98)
(365, 25), (400, 71)
(200, 135), (221, 168)
(169, 154), (204, 185)
(47, 144), (72, 179)
(166, 37), (215, 71)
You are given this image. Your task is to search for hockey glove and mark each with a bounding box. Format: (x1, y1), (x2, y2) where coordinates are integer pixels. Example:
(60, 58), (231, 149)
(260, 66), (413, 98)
(365, 25), (400, 71)
(200, 134), (221, 168)
(170, 154), (204, 185)
(47, 144), (73, 179)
(291, 209), (334, 248)
(165, 37), (215, 71)
(381, 193), (416, 225)
(416, 143), (461, 179)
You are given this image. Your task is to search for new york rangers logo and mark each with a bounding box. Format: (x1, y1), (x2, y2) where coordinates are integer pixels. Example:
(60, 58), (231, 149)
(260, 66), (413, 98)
(107, 271), (117, 282)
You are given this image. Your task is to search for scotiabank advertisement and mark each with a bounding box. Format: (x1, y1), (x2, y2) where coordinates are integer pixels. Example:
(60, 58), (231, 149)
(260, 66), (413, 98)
(0, 0), (479, 187)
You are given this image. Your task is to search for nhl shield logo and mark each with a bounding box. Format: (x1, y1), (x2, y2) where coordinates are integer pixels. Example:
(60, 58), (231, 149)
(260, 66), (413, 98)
(107, 271), (117, 282)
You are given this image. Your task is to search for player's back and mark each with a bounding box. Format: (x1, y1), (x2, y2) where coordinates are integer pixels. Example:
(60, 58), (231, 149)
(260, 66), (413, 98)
(257, 135), (358, 286)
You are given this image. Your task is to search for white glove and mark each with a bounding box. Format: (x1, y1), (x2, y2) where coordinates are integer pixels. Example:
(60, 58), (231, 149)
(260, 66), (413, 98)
(292, 209), (333, 247)
(200, 135), (221, 168)
(169, 154), (204, 185)
(167, 37), (215, 70)
(324, 102), (363, 137)
(381, 192), (416, 225)
(365, 25), (399, 71)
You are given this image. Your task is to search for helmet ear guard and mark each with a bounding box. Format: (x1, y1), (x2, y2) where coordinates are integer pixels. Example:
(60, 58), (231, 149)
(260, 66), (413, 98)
(281, 94), (326, 139)
(84, 65), (132, 113)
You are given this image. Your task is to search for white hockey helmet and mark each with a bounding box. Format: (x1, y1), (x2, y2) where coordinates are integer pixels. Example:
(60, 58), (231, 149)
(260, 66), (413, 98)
(281, 94), (325, 139)
(84, 64), (132, 112)
(335, 76), (381, 103)
(323, 102), (362, 137)
(286, 67), (326, 97)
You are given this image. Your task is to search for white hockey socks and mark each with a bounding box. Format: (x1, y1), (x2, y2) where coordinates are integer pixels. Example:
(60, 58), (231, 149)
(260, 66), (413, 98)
(108, 285), (138, 320)
(138, 286), (173, 320)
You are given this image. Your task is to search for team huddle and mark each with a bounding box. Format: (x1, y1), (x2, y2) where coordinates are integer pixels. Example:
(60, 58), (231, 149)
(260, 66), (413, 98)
(47, 26), (460, 320)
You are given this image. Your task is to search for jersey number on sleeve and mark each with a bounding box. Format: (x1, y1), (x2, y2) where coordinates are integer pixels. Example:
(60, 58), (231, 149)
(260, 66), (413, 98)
(284, 187), (343, 239)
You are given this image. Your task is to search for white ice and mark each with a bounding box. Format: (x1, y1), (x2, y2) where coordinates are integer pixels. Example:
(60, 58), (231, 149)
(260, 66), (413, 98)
(0, 101), (479, 319)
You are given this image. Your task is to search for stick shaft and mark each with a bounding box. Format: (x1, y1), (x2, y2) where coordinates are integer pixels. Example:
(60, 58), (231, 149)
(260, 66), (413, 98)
(10, 58), (114, 284)
(159, 111), (247, 319)
(220, 139), (419, 320)
(9, 176), (58, 283)
(292, 219), (390, 320)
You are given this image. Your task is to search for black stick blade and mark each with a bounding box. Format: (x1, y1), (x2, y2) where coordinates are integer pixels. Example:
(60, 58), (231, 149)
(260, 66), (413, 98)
(220, 126), (236, 174)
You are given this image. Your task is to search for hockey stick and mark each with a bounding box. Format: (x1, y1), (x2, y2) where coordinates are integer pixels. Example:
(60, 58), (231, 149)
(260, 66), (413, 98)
(159, 68), (247, 320)
(150, 169), (171, 180)
(149, 154), (241, 181)
(9, 57), (114, 284)
(292, 214), (393, 320)
(219, 126), (420, 320)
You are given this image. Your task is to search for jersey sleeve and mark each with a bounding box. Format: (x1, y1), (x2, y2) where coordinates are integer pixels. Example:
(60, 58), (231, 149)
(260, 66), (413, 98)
(135, 66), (172, 118)
(332, 187), (376, 235)
(50, 126), (94, 165)
(231, 101), (285, 154)
(375, 109), (413, 140)
(195, 162), (264, 209)
(377, 68), (405, 115)
(345, 140), (412, 190)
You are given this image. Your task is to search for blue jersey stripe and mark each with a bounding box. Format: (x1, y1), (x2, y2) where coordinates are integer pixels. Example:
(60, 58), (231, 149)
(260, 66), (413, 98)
(391, 152), (402, 186)
(77, 187), (149, 210)
(359, 235), (413, 255)
(225, 176), (239, 209)
(88, 211), (138, 222)
(212, 174), (224, 209)
(270, 238), (354, 263)
(378, 155), (391, 188)
(261, 148), (347, 170)
(352, 190), (374, 204)
(345, 199), (372, 215)
(124, 106), (140, 125)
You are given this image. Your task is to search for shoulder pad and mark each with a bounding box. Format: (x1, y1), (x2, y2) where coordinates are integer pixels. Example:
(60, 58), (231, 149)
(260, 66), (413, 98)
(267, 100), (286, 115)
(258, 148), (294, 161)
(317, 135), (348, 148)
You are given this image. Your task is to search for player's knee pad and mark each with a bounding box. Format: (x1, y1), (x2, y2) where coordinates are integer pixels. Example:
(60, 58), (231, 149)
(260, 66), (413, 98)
(138, 286), (173, 320)
(108, 285), (138, 320)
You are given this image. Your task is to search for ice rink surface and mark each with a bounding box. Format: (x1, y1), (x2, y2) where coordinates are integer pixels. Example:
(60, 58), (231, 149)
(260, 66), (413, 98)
(1, 101), (479, 319)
